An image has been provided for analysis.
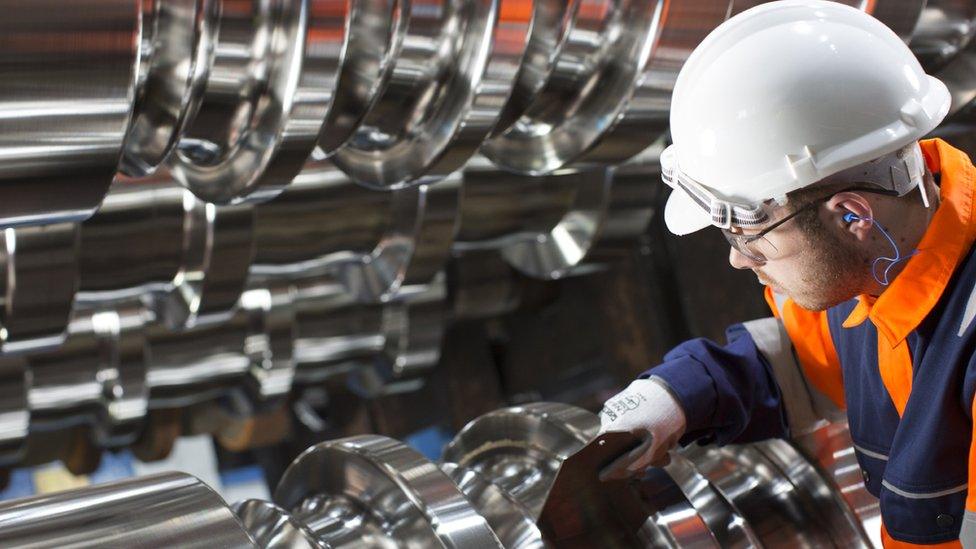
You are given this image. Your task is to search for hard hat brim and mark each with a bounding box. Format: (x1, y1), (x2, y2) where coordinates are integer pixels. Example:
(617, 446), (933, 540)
(664, 188), (714, 236)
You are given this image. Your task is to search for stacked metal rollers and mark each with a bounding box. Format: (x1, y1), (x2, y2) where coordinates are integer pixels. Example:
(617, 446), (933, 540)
(0, 402), (883, 547)
(0, 0), (973, 468)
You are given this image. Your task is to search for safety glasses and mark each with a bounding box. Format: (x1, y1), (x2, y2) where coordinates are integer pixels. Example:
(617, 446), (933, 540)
(721, 186), (900, 264)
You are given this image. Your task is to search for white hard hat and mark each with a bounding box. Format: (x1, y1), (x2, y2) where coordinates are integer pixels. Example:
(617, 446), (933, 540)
(663, 0), (951, 236)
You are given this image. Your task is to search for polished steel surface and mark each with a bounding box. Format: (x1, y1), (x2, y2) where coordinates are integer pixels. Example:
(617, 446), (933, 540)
(480, 0), (667, 175)
(330, 0), (533, 189)
(442, 402), (599, 518)
(0, 222), (80, 353)
(27, 306), (150, 448)
(0, 472), (255, 548)
(910, 0), (976, 72)
(155, 195), (255, 328)
(121, 0), (218, 177)
(274, 435), (504, 547)
(0, 1), (139, 227)
(250, 158), (459, 301)
(167, 0), (377, 204)
(77, 175), (187, 304)
(0, 402), (886, 547)
(233, 499), (319, 549)
(145, 307), (251, 408)
(456, 150), (657, 280)
(795, 420), (883, 548)
(911, 0), (976, 116)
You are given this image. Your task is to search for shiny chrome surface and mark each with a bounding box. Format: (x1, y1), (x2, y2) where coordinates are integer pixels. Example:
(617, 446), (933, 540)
(250, 158), (459, 301)
(910, 0), (976, 72)
(480, 0), (667, 175)
(911, 0), (976, 116)
(795, 420), (883, 548)
(456, 151), (656, 280)
(0, 1), (139, 227)
(0, 403), (886, 547)
(145, 308), (251, 408)
(77, 175), (187, 304)
(155, 194), (255, 328)
(120, 0), (218, 177)
(442, 402), (599, 518)
(289, 274), (448, 396)
(330, 0), (533, 189)
(0, 472), (255, 548)
(0, 223), (80, 353)
(274, 435), (504, 547)
(233, 499), (318, 549)
(0, 355), (28, 466)
(168, 0), (380, 204)
(27, 306), (151, 448)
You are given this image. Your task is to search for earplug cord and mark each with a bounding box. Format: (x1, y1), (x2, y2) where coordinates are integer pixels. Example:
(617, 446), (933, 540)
(843, 212), (918, 286)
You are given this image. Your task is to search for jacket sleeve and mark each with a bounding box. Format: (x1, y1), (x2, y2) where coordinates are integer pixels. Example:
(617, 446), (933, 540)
(643, 287), (846, 447)
(641, 323), (790, 446)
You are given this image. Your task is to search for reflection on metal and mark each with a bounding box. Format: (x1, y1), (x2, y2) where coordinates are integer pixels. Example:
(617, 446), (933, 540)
(911, 1), (976, 116)
(457, 150), (658, 280)
(0, 0), (957, 225)
(329, 0), (533, 189)
(250, 159), (459, 301)
(0, 403), (883, 548)
(0, 472), (256, 548)
(167, 0), (397, 204)
(120, 0), (219, 178)
(481, 0), (671, 175)
(0, 1), (139, 227)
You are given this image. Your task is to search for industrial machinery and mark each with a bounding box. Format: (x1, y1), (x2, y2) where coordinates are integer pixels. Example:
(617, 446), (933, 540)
(0, 0), (973, 546)
(0, 403), (880, 548)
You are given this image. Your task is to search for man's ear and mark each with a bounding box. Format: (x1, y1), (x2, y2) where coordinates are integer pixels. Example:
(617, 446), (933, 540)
(825, 192), (873, 242)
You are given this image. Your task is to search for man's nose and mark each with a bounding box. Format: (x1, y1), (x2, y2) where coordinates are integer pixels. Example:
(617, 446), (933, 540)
(729, 246), (762, 270)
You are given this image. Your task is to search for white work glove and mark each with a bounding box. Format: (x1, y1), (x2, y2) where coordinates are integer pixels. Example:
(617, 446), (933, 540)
(598, 376), (687, 481)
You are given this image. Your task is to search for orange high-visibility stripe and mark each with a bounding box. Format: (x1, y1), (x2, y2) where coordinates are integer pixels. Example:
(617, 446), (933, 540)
(881, 524), (960, 548)
(764, 287), (846, 409)
(876, 336), (913, 417)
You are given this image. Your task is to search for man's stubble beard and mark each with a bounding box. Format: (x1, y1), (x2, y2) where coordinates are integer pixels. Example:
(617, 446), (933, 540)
(760, 230), (869, 311)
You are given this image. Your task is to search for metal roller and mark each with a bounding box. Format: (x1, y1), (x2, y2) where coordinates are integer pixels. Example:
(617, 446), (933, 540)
(145, 308), (252, 409)
(329, 0), (533, 189)
(26, 305), (151, 451)
(0, 223), (80, 353)
(261, 435), (504, 548)
(480, 0), (672, 175)
(455, 151), (657, 280)
(250, 159), (459, 301)
(289, 275), (449, 396)
(120, 0), (219, 177)
(0, 402), (887, 547)
(154, 194), (255, 329)
(0, 472), (255, 548)
(909, 0), (976, 116)
(76, 175), (187, 305)
(236, 285), (297, 405)
(75, 173), (254, 330)
(0, 1), (140, 227)
(352, 277), (448, 396)
(167, 0), (399, 204)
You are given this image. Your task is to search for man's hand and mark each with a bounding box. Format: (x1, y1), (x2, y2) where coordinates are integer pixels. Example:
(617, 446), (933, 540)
(598, 376), (687, 481)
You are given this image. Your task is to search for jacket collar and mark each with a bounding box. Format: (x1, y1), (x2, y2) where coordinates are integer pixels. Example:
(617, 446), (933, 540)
(842, 139), (976, 346)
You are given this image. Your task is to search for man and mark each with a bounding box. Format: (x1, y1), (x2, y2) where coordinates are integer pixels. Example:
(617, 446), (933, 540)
(598, 1), (976, 546)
